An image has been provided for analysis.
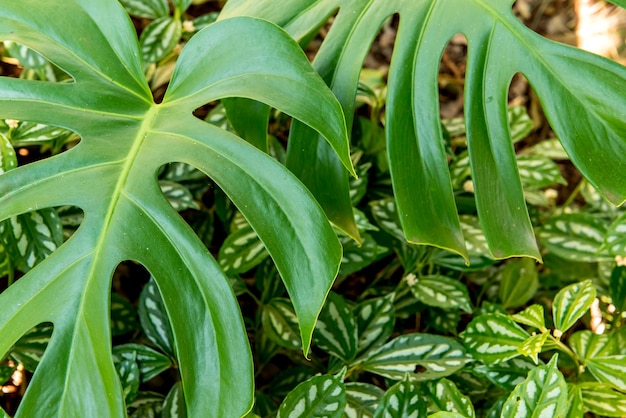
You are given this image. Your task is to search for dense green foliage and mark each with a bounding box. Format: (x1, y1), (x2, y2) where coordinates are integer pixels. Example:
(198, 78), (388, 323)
(1, 0), (626, 417)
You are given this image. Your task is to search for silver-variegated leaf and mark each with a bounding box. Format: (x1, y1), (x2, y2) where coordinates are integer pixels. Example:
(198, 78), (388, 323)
(314, 292), (358, 362)
(552, 279), (596, 337)
(525, 138), (569, 161)
(606, 212), (626, 256)
(277, 372), (346, 418)
(218, 223), (268, 274)
(140, 16), (182, 64)
(586, 355), (626, 391)
(8, 121), (74, 149)
(450, 152), (471, 190)
(370, 198), (405, 242)
(461, 313), (529, 363)
(355, 293), (395, 358)
(111, 293), (140, 337)
(472, 357), (538, 391)
(501, 355), (568, 418)
(517, 155), (566, 189)
(339, 232), (386, 276)
(498, 258), (538, 309)
(262, 298), (301, 351)
(508, 106), (534, 143)
(0, 208), (63, 273)
(570, 331), (616, 361)
(119, 0), (169, 18)
(425, 378), (475, 418)
(344, 383), (384, 418)
(0, 133), (17, 173)
(406, 274), (472, 313)
(459, 215), (492, 257)
(158, 180), (199, 212)
(162, 381), (187, 418)
(362, 333), (470, 381)
(115, 352), (140, 405)
(4, 41), (48, 70)
(138, 278), (175, 357)
(373, 375), (426, 418)
(9, 323), (53, 372)
(538, 214), (612, 263)
(127, 391), (165, 418)
(518, 332), (549, 364)
(567, 384), (585, 418)
(579, 382), (626, 416)
(0, 244), (8, 281)
(113, 343), (173, 382)
(511, 304), (546, 331)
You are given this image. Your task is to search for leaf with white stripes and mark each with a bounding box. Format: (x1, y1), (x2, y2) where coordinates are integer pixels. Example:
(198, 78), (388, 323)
(339, 232), (386, 276)
(459, 215), (492, 257)
(140, 16), (182, 64)
(262, 298), (301, 351)
(498, 258), (538, 309)
(159, 180), (199, 212)
(606, 212), (626, 256)
(586, 355), (626, 391)
(552, 280), (596, 337)
(139, 278), (175, 357)
(0, 133), (17, 172)
(525, 139), (569, 161)
(517, 155), (566, 189)
(277, 371), (346, 418)
(111, 293), (140, 337)
(127, 391), (165, 418)
(162, 382), (187, 418)
(354, 293), (395, 358)
(501, 355), (568, 418)
(362, 334), (470, 381)
(518, 332), (549, 364)
(219, 223), (268, 274)
(579, 382), (626, 416)
(570, 331), (616, 361)
(8, 121), (75, 149)
(115, 352), (140, 405)
(567, 384), (585, 418)
(113, 344), (173, 382)
(461, 313), (529, 363)
(511, 304), (546, 331)
(370, 198), (406, 242)
(473, 357), (537, 390)
(4, 41), (48, 70)
(0, 243), (8, 278)
(118, 0), (169, 18)
(9, 323), (52, 372)
(373, 375), (426, 418)
(407, 274), (472, 313)
(345, 383), (384, 418)
(538, 214), (612, 263)
(0, 207), (63, 273)
(313, 292), (358, 362)
(425, 378), (475, 418)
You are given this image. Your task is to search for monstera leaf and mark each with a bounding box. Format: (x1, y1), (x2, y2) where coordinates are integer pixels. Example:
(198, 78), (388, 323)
(220, 0), (626, 261)
(0, 1), (352, 416)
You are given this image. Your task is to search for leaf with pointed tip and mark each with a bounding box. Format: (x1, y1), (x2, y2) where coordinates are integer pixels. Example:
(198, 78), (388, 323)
(373, 375), (426, 418)
(518, 332), (549, 364)
(139, 278), (175, 357)
(262, 298), (302, 351)
(119, 0), (169, 18)
(425, 378), (475, 418)
(218, 223), (268, 274)
(277, 372), (346, 418)
(407, 275), (472, 313)
(472, 357), (538, 391)
(539, 214), (612, 263)
(586, 355), (626, 391)
(354, 293), (396, 358)
(552, 280), (596, 336)
(570, 331), (617, 361)
(158, 180), (199, 212)
(115, 352), (140, 405)
(461, 313), (530, 364)
(162, 382), (187, 418)
(579, 382), (626, 416)
(9, 323), (52, 373)
(113, 343), (173, 382)
(313, 292), (358, 362)
(567, 384), (585, 418)
(511, 305), (546, 331)
(0, 3), (350, 415)
(362, 333), (470, 381)
(345, 383), (384, 418)
(501, 356), (568, 418)
(498, 258), (538, 309)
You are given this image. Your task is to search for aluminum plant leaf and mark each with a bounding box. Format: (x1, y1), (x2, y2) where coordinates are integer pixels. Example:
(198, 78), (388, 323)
(0, 1), (351, 416)
(221, 0), (626, 262)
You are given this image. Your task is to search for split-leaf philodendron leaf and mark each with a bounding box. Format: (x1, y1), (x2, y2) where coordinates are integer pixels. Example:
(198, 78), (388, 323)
(221, 0), (626, 262)
(0, 1), (352, 416)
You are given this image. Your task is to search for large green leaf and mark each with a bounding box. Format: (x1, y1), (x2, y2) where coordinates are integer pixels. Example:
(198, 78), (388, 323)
(221, 0), (626, 262)
(0, 3), (350, 416)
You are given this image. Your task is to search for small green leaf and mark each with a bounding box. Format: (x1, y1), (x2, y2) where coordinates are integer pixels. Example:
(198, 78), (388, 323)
(345, 383), (384, 418)
(406, 274), (472, 313)
(605, 213), (626, 256)
(586, 355), (626, 391)
(0, 208), (63, 273)
(355, 293), (396, 358)
(159, 180), (199, 212)
(218, 223), (268, 274)
(566, 384), (585, 418)
(610, 265), (626, 312)
(579, 382), (626, 416)
(525, 139), (569, 161)
(9, 323), (52, 372)
(262, 298), (301, 351)
(339, 232), (386, 276)
(552, 280), (596, 337)
(473, 357), (537, 390)
(498, 258), (538, 309)
(539, 214), (612, 263)
(127, 391), (165, 418)
(518, 332), (549, 364)
(362, 334), (470, 381)
(140, 17), (182, 64)
(119, 0), (169, 18)
(115, 352), (140, 405)
(461, 314), (530, 363)
(570, 331), (616, 361)
(501, 355), (568, 418)
(277, 372), (346, 418)
(314, 292), (358, 362)
(425, 378), (475, 418)
(111, 293), (140, 337)
(172, 0), (192, 13)
(373, 375), (426, 418)
(113, 344), (173, 382)
(0, 133), (17, 172)
(162, 382), (187, 418)
(138, 278), (175, 357)
(459, 215), (492, 258)
(427, 308), (461, 335)
(370, 198), (406, 242)
(517, 155), (567, 189)
(508, 106), (534, 143)
(511, 304), (546, 331)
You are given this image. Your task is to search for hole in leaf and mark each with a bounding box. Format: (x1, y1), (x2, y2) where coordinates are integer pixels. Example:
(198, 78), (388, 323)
(438, 33), (467, 121)
(0, 41), (72, 82)
(414, 364), (427, 374)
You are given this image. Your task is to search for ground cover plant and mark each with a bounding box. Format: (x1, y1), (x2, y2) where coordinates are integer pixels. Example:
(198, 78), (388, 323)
(1, 0), (626, 417)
